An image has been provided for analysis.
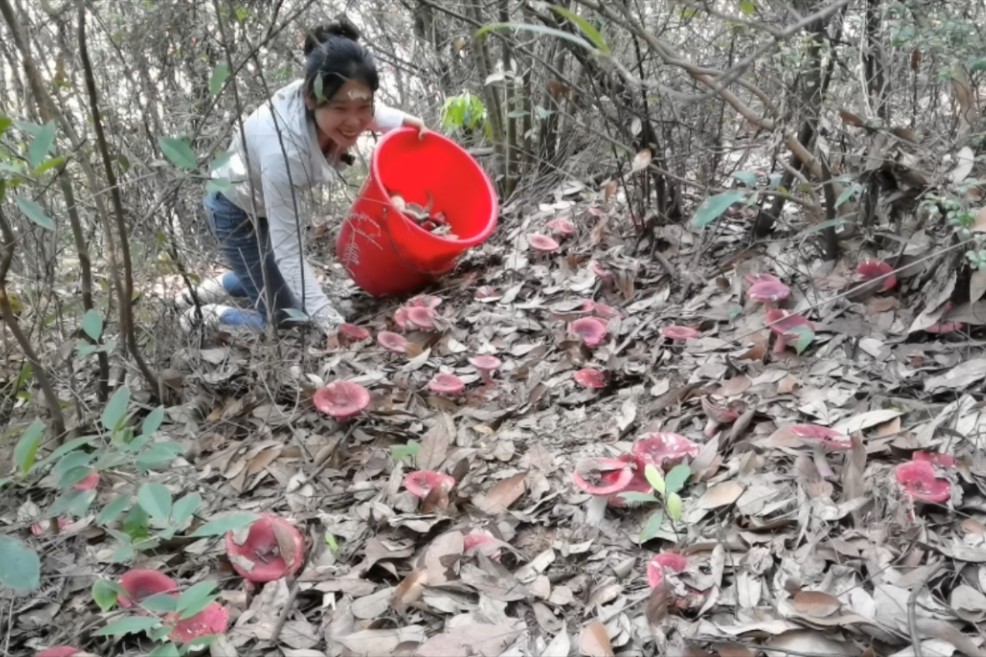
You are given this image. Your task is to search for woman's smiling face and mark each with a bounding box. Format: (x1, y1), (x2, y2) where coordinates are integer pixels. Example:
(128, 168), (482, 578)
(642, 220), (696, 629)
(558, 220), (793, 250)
(308, 78), (374, 152)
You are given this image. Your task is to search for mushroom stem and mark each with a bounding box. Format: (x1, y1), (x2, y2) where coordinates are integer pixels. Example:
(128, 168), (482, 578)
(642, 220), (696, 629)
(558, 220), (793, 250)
(773, 335), (788, 354)
(812, 444), (835, 479)
(703, 419), (720, 439)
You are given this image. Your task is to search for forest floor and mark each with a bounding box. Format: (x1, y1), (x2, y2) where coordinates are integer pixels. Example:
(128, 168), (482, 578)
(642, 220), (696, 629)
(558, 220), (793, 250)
(7, 180), (986, 657)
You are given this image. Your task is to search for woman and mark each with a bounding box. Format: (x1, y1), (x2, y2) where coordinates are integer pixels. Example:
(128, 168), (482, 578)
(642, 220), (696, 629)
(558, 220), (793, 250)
(180, 18), (426, 333)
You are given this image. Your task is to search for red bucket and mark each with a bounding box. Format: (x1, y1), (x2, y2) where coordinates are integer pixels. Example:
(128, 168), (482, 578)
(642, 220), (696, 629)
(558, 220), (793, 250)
(336, 128), (498, 297)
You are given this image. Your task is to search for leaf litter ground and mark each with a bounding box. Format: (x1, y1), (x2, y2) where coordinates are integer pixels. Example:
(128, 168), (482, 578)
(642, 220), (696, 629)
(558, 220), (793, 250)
(6, 183), (986, 657)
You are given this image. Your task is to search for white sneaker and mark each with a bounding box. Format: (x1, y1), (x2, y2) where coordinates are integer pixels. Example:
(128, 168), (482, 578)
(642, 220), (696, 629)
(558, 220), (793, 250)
(177, 276), (231, 309)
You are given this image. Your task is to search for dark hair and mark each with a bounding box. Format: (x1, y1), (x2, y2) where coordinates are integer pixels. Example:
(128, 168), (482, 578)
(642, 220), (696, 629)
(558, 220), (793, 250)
(303, 18), (379, 106)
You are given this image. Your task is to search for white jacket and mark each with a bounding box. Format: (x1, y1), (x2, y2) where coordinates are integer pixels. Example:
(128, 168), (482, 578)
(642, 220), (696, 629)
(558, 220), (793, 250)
(212, 79), (406, 330)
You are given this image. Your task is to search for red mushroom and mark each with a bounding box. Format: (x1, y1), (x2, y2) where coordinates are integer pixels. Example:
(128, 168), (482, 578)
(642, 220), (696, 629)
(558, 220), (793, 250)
(36, 647), (82, 657)
(856, 259), (897, 292)
(406, 305), (438, 331)
(790, 424), (851, 479)
(660, 325), (700, 341)
(546, 217), (576, 237)
(427, 373), (465, 396)
(313, 381), (371, 421)
(468, 355), (503, 385)
(747, 279), (791, 307)
(463, 529), (502, 561)
(568, 317), (608, 348)
(394, 306), (410, 330)
(744, 272), (782, 286)
(118, 569), (179, 609)
(701, 397), (741, 438)
(571, 457), (635, 497)
(408, 294), (443, 309)
(73, 471), (100, 491)
(404, 470), (457, 498)
(573, 367), (607, 389)
(338, 323), (371, 342)
(528, 233), (560, 252)
(378, 331), (409, 353)
(913, 451), (957, 469)
(225, 514), (305, 583)
(765, 308), (814, 354)
(608, 468), (654, 508)
(582, 300), (621, 319)
(646, 552), (689, 588)
(895, 460), (952, 504)
(632, 433), (700, 471)
(168, 601), (229, 645)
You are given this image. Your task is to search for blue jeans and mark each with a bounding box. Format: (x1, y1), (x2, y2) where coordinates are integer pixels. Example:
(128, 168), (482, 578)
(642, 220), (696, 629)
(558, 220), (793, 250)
(203, 190), (302, 328)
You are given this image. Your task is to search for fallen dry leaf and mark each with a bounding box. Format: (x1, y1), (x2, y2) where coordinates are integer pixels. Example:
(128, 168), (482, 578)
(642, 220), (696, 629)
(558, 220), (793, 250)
(273, 520), (302, 571)
(791, 590), (841, 618)
(473, 472), (528, 515)
(699, 481), (744, 509)
(579, 620), (615, 657)
(391, 569), (429, 614)
(418, 413), (454, 471)
(631, 148), (653, 173)
(414, 622), (524, 657)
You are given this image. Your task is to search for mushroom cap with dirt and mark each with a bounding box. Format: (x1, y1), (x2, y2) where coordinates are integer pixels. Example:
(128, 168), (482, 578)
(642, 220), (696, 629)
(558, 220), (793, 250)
(168, 601), (230, 645)
(895, 460), (952, 504)
(225, 513), (305, 583)
(568, 317), (609, 348)
(856, 259), (897, 291)
(404, 470), (457, 498)
(632, 433), (700, 471)
(571, 456), (635, 496)
(118, 569), (180, 609)
(747, 279), (791, 304)
(573, 367), (607, 389)
(701, 396), (741, 438)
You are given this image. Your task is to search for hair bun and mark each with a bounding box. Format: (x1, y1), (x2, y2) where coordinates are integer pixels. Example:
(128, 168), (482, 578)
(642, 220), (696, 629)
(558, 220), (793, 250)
(303, 18), (361, 55)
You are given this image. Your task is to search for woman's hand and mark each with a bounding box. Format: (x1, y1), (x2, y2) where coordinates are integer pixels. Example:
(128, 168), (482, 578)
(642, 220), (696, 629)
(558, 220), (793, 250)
(402, 115), (428, 139)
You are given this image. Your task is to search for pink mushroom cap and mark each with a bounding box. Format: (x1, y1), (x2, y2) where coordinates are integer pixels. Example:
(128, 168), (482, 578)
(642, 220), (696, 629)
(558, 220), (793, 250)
(632, 433), (700, 471)
(313, 381), (371, 421)
(168, 601), (230, 645)
(895, 460), (952, 504)
(660, 325), (700, 341)
(528, 233), (560, 252)
(406, 305), (438, 331)
(469, 355), (503, 374)
(36, 648), (82, 657)
(394, 306), (410, 330)
(744, 272), (782, 286)
(404, 470), (457, 498)
(568, 317), (608, 347)
(747, 279), (791, 303)
(225, 513), (305, 583)
(766, 308), (814, 334)
(338, 323), (371, 341)
(73, 471), (100, 491)
(408, 294), (443, 309)
(571, 457), (635, 496)
(427, 373), (465, 395)
(463, 530), (502, 561)
(546, 217), (576, 237)
(378, 331), (409, 353)
(118, 569), (179, 609)
(789, 424), (851, 450)
(573, 367), (607, 389)
(856, 259), (897, 291)
(646, 552), (689, 588)
(608, 468), (654, 508)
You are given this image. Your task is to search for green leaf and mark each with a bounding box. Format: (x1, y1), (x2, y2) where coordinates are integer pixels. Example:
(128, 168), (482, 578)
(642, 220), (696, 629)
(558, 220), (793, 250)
(14, 419), (44, 474)
(33, 155), (68, 176)
(136, 443), (183, 472)
(0, 535), (41, 592)
(835, 183), (860, 208)
(148, 643), (181, 657)
(176, 580), (217, 618)
(141, 407), (166, 437)
(550, 6), (611, 55)
(27, 122), (56, 169)
(81, 309), (103, 341)
(15, 196), (54, 230)
(96, 616), (161, 637)
(158, 137), (197, 170)
(690, 190), (747, 229)
(615, 491), (659, 506)
(666, 492), (684, 521)
(209, 150), (233, 171)
(640, 510), (665, 543)
(390, 440), (420, 464)
(53, 451), (93, 481)
(970, 58), (986, 73)
(206, 178), (231, 194)
(140, 592), (179, 613)
(209, 62), (230, 95)
(68, 489), (98, 517)
(475, 22), (610, 57)
(101, 385), (131, 431)
(644, 464), (665, 496)
(190, 512), (258, 537)
(110, 542), (135, 564)
(664, 464), (691, 494)
(137, 483), (172, 523)
(786, 324), (815, 355)
(171, 492), (202, 529)
(732, 170), (758, 187)
(98, 494), (132, 525)
(234, 5), (249, 21)
(0, 116), (12, 139)
(92, 579), (121, 612)
(738, 0), (756, 16)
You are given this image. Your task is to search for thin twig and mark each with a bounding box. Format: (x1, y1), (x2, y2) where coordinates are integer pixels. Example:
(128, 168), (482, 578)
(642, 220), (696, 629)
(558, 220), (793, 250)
(269, 577), (300, 645)
(908, 562), (944, 657)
